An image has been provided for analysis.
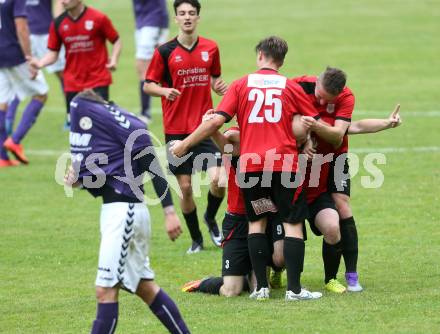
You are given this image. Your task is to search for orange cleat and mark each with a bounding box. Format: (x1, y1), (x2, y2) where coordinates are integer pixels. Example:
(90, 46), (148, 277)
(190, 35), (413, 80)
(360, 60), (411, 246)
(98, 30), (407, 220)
(181, 279), (203, 293)
(0, 159), (20, 168)
(3, 137), (28, 164)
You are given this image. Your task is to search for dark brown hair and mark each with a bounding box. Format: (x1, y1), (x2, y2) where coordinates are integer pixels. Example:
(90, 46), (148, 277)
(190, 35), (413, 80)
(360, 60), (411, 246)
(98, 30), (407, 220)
(319, 66), (347, 96)
(255, 36), (288, 67)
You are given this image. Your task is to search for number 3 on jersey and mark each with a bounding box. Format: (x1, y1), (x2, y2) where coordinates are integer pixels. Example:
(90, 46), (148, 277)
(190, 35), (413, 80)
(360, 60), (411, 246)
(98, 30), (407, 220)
(248, 88), (282, 123)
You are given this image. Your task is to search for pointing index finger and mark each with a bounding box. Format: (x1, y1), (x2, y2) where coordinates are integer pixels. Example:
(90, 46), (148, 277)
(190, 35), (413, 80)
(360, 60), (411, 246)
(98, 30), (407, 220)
(391, 104), (400, 118)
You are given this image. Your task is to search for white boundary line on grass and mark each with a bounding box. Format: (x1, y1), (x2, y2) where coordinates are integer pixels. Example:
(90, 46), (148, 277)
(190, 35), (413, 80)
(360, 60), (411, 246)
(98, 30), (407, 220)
(27, 146), (440, 156)
(41, 107), (440, 117)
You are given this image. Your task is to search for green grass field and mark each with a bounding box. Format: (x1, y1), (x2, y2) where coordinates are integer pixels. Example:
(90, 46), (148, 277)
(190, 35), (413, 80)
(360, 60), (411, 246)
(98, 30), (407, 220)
(1, 0), (440, 333)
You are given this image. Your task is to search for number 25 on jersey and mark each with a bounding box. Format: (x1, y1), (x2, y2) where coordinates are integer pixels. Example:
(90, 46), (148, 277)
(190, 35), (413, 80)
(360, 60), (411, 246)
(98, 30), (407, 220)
(248, 88), (282, 123)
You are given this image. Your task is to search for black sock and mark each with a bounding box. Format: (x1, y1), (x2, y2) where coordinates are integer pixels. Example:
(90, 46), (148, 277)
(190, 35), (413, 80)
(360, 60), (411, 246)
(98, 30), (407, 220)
(340, 217), (358, 273)
(248, 233), (270, 290)
(284, 237), (305, 294)
(199, 277), (223, 295)
(183, 209), (202, 242)
(205, 191), (224, 220)
(322, 240), (342, 283)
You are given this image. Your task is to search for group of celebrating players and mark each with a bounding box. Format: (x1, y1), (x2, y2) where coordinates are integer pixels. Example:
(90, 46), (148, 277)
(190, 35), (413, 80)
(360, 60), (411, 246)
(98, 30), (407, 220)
(1, 0), (402, 333)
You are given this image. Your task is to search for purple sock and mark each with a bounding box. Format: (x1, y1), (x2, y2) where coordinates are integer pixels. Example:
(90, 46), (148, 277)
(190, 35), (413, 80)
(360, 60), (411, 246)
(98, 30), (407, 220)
(140, 81), (151, 118)
(12, 98), (44, 144)
(149, 289), (190, 334)
(5, 96), (20, 136)
(0, 111), (8, 160)
(90, 302), (118, 334)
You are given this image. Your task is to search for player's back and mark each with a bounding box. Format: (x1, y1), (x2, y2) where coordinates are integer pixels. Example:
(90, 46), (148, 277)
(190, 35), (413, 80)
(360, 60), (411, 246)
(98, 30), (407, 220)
(219, 69), (311, 172)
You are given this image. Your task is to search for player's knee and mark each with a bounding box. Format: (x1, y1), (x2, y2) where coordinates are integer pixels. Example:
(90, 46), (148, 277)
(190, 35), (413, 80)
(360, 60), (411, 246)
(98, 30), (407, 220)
(95, 287), (117, 303)
(33, 94), (47, 104)
(221, 284), (242, 297)
(179, 182), (193, 199)
(323, 222), (341, 245)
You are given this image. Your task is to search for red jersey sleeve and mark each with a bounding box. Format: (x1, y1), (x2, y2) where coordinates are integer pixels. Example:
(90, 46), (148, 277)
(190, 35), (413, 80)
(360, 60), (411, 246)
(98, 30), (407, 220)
(47, 21), (62, 51)
(145, 48), (165, 84)
(335, 92), (355, 121)
(100, 14), (119, 43)
(291, 83), (319, 118)
(216, 80), (239, 121)
(211, 46), (221, 78)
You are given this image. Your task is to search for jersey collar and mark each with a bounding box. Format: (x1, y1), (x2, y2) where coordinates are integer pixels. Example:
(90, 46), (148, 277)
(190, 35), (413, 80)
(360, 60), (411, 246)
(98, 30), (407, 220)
(67, 5), (88, 22)
(175, 37), (200, 53)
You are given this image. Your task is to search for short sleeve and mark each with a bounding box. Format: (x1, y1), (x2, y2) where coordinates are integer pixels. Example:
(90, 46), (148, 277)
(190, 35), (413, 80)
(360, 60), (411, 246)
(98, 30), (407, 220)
(47, 21), (62, 51)
(335, 92), (355, 122)
(211, 46), (221, 78)
(13, 0), (27, 18)
(290, 83), (319, 118)
(101, 14), (119, 43)
(145, 48), (165, 84)
(216, 80), (239, 121)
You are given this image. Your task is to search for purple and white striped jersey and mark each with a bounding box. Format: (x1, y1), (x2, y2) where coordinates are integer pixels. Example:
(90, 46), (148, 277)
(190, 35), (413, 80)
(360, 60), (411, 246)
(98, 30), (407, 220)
(25, 0), (52, 35)
(132, 0), (168, 29)
(70, 96), (153, 200)
(0, 0), (27, 67)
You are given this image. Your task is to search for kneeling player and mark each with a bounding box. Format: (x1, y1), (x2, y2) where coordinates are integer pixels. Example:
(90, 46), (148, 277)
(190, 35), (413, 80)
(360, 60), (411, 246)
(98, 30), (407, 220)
(182, 127), (253, 296)
(65, 91), (189, 334)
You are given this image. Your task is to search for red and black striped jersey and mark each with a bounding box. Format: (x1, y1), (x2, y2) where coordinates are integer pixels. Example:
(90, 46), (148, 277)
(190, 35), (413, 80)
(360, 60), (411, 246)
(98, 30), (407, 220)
(48, 7), (119, 92)
(145, 36), (221, 135)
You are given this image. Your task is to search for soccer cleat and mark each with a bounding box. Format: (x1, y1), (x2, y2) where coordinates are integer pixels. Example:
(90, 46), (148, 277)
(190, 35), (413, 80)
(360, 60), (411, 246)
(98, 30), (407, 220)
(345, 272), (363, 292)
(270, 269), (284, 289)
(325, 279), (347, 293)
(182, 279), (203, 293)
(285, 288), (322, 301)
(3, 137), (28, 164)
(249, 287), (269, 300)
(186, 239), (203, 254)
(203, 213), (222, 247)
(0, 159), (20, 168)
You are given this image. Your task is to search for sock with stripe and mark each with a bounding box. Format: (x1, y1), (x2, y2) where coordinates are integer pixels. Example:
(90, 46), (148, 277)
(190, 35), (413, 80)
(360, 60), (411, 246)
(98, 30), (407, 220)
(90, 302), (118, 334)
(149, 289), (190, 334)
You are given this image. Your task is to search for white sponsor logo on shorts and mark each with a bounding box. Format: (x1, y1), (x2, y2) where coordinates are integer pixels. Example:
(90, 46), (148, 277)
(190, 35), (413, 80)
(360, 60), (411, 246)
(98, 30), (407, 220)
(79, 116), (93, 130)
(251, 198), (277, 215)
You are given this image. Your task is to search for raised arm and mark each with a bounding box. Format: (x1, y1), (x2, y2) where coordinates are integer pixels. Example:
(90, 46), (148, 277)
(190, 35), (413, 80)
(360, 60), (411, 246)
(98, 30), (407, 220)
(169, 113), (227, 158)
(348, 104), (401, 135)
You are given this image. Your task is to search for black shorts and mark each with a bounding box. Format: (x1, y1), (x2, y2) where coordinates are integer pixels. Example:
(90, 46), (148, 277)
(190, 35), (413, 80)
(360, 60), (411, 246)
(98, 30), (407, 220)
(240, 171), (308, 224)
(307, 192), (337, 236)
(266, 213), (284, 244)
(66, 86), (109, 112)
(166, 134), (222, 175)
(328, 153), (351, 196)
(221, 213), (251, 276)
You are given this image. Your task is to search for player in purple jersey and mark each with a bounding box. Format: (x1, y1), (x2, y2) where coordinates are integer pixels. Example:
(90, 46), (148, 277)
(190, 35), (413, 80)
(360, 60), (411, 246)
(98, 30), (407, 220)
(132, 0), (169, 122)
(64, 90), (190, 334)
(5, 0), (65, 135)
(0, 0), (48, 167)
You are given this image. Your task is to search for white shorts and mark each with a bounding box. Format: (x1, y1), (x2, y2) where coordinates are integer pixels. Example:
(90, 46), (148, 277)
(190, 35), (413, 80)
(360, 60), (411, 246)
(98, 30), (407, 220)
(95, 202), (155, 293)
(30, 34), (65, 73)
(135, 26), (169, 60)
(0, 62), (49, 104)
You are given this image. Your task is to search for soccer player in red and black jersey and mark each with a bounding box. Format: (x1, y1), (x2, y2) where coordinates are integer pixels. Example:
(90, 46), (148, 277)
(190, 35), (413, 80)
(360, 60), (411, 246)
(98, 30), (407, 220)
(293, 67), (362, 291)
(29, 0), (122, 127)
(144, 0), (228, 254)
(170, 36), (323, 301)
